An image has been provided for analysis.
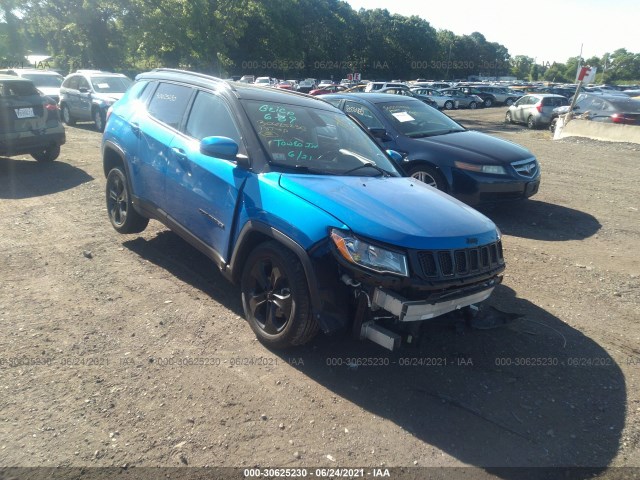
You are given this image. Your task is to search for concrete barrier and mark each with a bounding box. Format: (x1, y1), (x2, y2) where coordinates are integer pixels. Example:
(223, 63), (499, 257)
(555, 118), (640, 144)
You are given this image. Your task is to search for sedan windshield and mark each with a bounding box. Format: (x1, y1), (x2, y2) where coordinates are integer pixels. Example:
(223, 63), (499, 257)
(243, 100), (400, 176)
(377, 100), (465, 137)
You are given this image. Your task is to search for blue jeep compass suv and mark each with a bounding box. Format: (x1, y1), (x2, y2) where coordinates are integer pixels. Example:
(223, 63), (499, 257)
(102, 69), (505, 349)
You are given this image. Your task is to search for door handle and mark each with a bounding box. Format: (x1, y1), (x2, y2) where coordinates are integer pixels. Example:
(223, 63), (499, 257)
(172, 147), (190, 170)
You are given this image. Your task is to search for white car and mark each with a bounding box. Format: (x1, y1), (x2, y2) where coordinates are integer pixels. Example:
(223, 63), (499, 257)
(254, 77), (272, 86)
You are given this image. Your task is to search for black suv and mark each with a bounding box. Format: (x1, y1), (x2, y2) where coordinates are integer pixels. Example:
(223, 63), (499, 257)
(59, 70), (132, 132)
(0, 74), (65, 162)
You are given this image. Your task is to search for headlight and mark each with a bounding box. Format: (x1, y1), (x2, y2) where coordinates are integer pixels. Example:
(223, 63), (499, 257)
(454, 161), (507, 175)
(330, 229), (409, 277)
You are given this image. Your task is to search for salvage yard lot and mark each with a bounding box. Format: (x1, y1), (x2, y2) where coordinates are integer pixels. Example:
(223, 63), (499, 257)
(1, 105), (639, 477)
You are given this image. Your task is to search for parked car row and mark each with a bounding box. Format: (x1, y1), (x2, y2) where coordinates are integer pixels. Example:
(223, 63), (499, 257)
(506, 91), (640, 130)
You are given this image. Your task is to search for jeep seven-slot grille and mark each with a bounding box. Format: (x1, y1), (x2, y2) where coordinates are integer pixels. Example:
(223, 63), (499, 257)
(418, 241), (504, 279)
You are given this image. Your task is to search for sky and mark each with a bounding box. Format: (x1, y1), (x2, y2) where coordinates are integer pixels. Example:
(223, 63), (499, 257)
(344, 0), (639, 65)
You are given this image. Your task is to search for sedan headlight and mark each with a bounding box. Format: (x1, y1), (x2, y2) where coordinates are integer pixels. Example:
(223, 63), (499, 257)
(330, 229), (409, 277)
(454, 161), (507, 175)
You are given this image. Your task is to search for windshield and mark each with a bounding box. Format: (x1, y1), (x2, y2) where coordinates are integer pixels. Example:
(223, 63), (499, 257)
(377, 100), (465, 137)
(90, 76), (132, 94)
(21, 73), (63, 88)
(243, 99), (400, 176)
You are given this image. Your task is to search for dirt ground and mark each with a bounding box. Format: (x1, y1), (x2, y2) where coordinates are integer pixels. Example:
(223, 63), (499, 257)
(1, 105), (639, 480)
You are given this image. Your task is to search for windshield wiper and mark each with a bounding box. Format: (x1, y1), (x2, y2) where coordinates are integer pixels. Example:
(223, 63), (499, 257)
(341, 162), (389, 177)
(407, 131), (440, 138)
(408, 128), (464, 138)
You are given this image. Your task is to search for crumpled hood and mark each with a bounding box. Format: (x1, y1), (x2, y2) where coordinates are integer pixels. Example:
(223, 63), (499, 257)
(407, 130), (533, 165)
(279, 174), (497, 249)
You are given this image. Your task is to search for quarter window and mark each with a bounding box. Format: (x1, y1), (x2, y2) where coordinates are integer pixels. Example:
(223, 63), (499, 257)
(147, 82), (192, 129)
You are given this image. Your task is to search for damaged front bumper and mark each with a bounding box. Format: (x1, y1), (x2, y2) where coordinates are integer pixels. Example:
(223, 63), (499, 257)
(372, 282), (497, 322)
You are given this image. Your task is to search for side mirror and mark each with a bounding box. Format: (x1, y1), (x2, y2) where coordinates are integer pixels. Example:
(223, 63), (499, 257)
(369, 127), (390, 142)
(386, 150), (403, 163)
(200, 136), (245, 165)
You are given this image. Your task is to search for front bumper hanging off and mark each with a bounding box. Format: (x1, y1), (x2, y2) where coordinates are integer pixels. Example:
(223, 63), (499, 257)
(371, 285), (496, 322)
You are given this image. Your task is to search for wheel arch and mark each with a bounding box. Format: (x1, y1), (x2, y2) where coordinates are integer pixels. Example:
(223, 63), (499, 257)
(102, 141), (140, 209)
(405, 160), (450, 192)
(228, 221), (344, 333)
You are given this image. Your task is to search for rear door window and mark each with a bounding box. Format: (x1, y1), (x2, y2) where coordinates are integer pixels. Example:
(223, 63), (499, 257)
(147, 82), (193, 129)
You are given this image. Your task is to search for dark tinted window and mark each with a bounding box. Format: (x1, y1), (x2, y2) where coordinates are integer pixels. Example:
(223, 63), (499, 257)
(542, 97), (568, 107)
(344, 101), (383, 129)
(0, 80), (39, 96)
(147, 83), (192, 129)
(185, 91), (241, 143)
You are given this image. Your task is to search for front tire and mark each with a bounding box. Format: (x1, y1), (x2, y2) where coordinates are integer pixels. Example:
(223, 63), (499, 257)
(105, 167), (149, 234)
(31, 144), (60, 162)
(527, 115), (537, 129)
(407, 164), (447, 191)
(469, 101), (477, 109)
(484, 97), (494, 108)
(444, 100), (454, 110)
(505, 111), (513, 124)
(241, 242), (318, 349)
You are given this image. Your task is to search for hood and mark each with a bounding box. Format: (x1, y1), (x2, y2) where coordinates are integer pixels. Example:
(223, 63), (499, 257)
(279, 174), (497, 250)
(404, 130), (532, 165)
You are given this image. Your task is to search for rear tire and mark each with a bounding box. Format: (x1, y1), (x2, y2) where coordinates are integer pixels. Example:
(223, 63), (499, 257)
(31, 144), (60, 162)
(105, 167), (149, 234)
(241, 241), (318, 349)
(93, 108), (106, 132)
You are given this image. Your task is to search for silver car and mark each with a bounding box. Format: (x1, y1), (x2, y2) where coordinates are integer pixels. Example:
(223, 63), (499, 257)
(411, 87), (458, 110)
(505, 94), (568, 129)
(438, 88), (484, 109)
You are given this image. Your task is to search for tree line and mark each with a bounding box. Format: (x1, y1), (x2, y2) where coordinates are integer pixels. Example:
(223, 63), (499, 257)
(1, 0), (639, 83)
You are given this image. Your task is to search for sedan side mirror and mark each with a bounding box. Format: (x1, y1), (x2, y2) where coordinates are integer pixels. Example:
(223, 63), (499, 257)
(369, 127), (391, 142)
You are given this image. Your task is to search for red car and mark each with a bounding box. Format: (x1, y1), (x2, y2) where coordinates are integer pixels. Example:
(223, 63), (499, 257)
(275, 81), (294, 90)
(309, 84), (346, 96)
